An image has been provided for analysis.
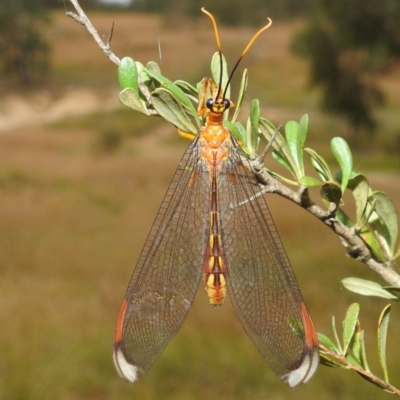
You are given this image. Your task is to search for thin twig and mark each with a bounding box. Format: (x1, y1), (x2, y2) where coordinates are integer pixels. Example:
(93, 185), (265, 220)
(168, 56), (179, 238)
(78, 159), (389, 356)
(319, 344), (400, 396)
(66, 0), (120, 66)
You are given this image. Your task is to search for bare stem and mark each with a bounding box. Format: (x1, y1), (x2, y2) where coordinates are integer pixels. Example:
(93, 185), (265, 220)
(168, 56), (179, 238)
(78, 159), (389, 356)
(66, 0), (120, 66)
(319, 344), (400, 396)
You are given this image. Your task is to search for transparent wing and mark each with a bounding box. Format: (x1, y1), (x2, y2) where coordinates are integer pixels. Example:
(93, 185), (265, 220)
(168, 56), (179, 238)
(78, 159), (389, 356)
(218, 139), (319, 386)
(113, 137), (210, 382)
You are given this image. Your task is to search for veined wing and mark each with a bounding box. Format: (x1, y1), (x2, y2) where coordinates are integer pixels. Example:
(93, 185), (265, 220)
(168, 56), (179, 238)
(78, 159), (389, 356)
(113, 137), (210, 383)
(218, 138), (319, 387)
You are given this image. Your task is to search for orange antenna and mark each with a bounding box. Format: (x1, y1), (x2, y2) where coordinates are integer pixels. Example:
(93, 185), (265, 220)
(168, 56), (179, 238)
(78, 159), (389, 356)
(222, 17), (272, 100)
(201, 8), (224, 101)
(201, 8), (221, 51)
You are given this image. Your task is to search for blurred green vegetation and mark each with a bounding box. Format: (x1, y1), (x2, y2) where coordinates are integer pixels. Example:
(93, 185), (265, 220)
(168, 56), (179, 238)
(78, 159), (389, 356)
(0, 7), (399, 400)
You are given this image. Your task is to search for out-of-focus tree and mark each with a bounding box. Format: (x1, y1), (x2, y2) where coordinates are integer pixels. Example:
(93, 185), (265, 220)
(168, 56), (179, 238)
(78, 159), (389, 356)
(131, 0), (314, 25)
(292, 0), (400, 137)
(0, 0), (51, 85)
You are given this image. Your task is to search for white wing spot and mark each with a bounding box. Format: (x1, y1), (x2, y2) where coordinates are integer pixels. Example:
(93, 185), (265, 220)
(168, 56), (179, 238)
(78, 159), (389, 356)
(113, 348), (139, 383)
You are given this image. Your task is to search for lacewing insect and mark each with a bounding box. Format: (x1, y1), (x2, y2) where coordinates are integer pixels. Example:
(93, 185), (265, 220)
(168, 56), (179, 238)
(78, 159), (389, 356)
(113, 8), (319, 387)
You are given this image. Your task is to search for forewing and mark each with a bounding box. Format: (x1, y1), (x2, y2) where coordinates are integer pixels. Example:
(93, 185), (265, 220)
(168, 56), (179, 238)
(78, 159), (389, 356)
(219, 139), (319, 387)
(113, 138), (210, 382)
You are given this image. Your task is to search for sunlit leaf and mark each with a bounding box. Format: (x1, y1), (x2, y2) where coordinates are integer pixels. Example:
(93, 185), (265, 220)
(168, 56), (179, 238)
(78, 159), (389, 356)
(305, 147), (333, 182)
(369, 191), (398, 255)
(248, 99), (260, 154)
(146, 69), (200, 126)
(118, 56), (138, 91)
(231, 68), (248, 124)
(146, 60), (161, 75)
(342, 277), (398, 299)
(331, 137), (353, 193)
(359, 330), (370, 372)
(332, 316), (343, 354)
(318, 332), (339, 353)
(346, 173), (370, 229)
(299, 175), (321, 187)
(151, 88), (197, 134)
(297, 114), (308, 175)
(349, 319), (362, 364)
(285, 120), (302, 178)
(259, 118), (297, 181)
(335, 207), (354, 228)
(225, 120), (247, 152)
(272, 150), (295, 177)
(345, 353), (362, 368)
(265, 168), (298, 186)
(211, 52), (230, 119)
(342, 303), (359, 355)
(119, 88), (150, 115)
(358, 227), (386, 262)
(377, 304), (391, 383)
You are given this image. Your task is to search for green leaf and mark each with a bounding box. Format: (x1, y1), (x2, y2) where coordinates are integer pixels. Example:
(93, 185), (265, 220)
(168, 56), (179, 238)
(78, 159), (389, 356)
(342, 303), (360, 355)
(146, 60), (161, 75)
(259, 118), (298, 181)
(369, 191), (398, 255)
(377, 304), (391, 383)
(331, 137), (353, 193)
(342, 277), (398, 299)
(359, 330), (370, 372)
(146, 69), (200, 127)
(211, 52), (230, 117)
(272, 150), (295, 177)
(297, 114), (308, 175)
(344, 353), (363, 368)
(318, 332), (339, 353)
(359, 227), (386, 262)
(285, 120), (302, 178)
(349, 319), (362, 364)
(248, 99), (260, 154)
(346, 173), (370, 229)
(265, 168), (299, 186)
(225, 120), (248, 152)
(151, 88), (197, 134)
(299, 175), (321, 187)
(320, 181), (342, 204)
(305, 147), (334, 182)
(231, 68), (248, 124)
(332, 315), (343, 354)
(335, 207), (354, 228)
(118, 57), (138, 91)
(119, 88), (150, 115)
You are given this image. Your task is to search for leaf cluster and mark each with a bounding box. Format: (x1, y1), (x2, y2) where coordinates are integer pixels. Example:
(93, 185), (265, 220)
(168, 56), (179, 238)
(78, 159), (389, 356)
(319, 303), (399, 395)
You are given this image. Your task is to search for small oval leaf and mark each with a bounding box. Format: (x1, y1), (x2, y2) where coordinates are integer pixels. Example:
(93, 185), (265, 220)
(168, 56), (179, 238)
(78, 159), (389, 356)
(119, 88), (150, 115)
(331, 137), (353, 193)
(342, 277), (398, 299)
(370, 191), (398, 254)
(118, 57), (138, 91)
(342, 303), (360, 355)
(377, 304), (391, 383)
(299, 175), (321, 187)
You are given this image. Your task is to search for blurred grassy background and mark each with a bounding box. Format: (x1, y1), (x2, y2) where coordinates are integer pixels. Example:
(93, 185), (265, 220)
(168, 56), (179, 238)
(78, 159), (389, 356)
(0, 8), (399, 400)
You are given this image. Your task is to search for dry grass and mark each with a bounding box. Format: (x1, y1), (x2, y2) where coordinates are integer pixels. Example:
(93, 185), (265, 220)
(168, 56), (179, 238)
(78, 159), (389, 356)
(0, 9), (399, 400)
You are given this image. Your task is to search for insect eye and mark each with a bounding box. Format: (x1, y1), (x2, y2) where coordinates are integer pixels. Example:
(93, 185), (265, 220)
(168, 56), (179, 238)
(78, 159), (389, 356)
(206, 99), (214, 109)
(224, 99), (231, 109)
